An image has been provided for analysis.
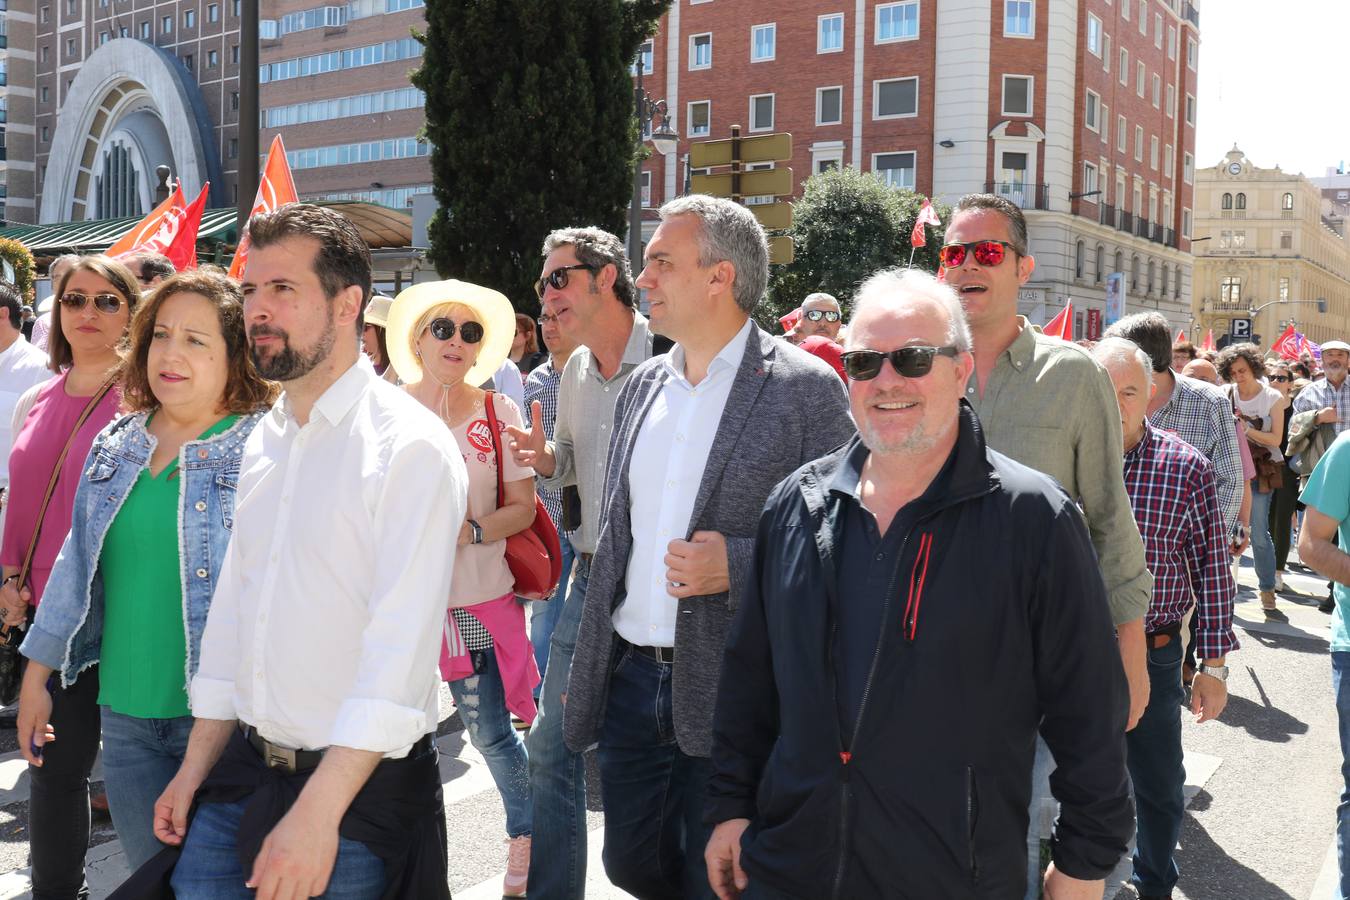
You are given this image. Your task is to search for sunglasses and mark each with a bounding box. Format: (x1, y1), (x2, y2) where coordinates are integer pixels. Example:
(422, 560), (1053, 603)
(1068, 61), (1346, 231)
(803, 309), (842, 323)
(535, 264), (595, 299)
(426, 318), (483, 344)
(841, 346), (961, 381)
(938, 240), (1017, 269)
(1269, 374), (1292, 383)
(60, 291), (124, 314)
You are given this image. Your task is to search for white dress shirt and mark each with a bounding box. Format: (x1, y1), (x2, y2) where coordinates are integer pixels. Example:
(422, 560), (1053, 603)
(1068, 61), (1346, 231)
(615, 318), (753, 648)
(0, 335), (51, 488)
(191, 362), (468, 756)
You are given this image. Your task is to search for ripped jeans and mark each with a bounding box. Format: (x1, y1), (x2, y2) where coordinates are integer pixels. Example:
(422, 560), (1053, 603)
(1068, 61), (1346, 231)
(448, 647), (532, 838)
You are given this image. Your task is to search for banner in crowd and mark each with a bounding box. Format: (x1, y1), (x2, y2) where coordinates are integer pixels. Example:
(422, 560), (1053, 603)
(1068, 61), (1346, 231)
(106, 186), (186, 257)
(1044, 300), (1073, 341)
(1104, 272), (1125, 325)
(228, 135), (299, 279)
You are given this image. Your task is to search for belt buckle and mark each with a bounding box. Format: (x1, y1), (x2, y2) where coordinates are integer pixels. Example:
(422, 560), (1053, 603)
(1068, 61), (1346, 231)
(264, 742), (297, 773)
(656, 645), (675, 664)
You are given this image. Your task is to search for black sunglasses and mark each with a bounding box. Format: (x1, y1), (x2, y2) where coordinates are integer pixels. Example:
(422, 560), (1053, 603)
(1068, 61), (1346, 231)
(60, 291), (124, 314)
(1269, 374), (1292, 383)
(803, 309), (841, 323)
(535, 264), (596, 299)
(841, 346), (961, 381)
(938, 240), (1017, 269)
(426, 318), (484, 344)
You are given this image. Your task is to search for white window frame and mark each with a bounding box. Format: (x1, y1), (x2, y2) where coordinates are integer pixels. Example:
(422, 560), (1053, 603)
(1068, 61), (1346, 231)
(811, 141), (845, 174)
(688, 33), (712, 71)
(1182, 207), (1192, 239)
(1167, 25), (1176, 59)
(1119, 47), (1128, 86)
(1183, 152), (1194, 184)
(1085, 89), (1100, 132)
(1083, 162), (1099, 202)
(1150, 135), (1159, 170)
(687, 100), (711, 137)
(1004, 0), (1034, 38)
(1152, 74), (1161, 108)
(1122, 0), (1129, 20)
(872, 150), (917, 190)
(751, 23), (776, 63)
(1137, 0), (1147, 34)
(1001, 74), (1033, 117)
(817, 13), (844, 53)
(1187, 37), (1198, 70)
(184, 8), (195, 27)
(1103, 34), (1111, 72)
(208, 3), (218, 22)
(1164, 143), (1174, 177)
(1100, 103), (1109, 145)
(873, 76), (919, 120)
(1154, 13), (1163, 48)
(1185, 93), (1196, 126)
(875, 1), (920, 44)
(1087, 13), (1102, 55)
(1134, 125), (1144, 162)
(749, 93), (775, 132)
(1136, 61), (1145, 97)
(1166, 84), (1175, 118)
(1116, 114), (1127, 152)
(641, 170), (652, 208)
(816, 85), (844, 126)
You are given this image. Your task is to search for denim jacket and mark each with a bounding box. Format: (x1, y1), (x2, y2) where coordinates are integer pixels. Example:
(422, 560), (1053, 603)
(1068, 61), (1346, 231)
(22, 410), (263, 693)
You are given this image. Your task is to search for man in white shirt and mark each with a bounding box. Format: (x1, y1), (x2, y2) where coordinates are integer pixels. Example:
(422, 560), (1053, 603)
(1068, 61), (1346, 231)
(0, 283), (51, 535)
(153, 204), (467, 899)
(31, 254), (79, 353)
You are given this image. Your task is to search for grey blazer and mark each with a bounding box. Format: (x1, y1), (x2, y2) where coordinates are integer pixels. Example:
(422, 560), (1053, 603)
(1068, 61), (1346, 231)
(563, 323), (857, 757)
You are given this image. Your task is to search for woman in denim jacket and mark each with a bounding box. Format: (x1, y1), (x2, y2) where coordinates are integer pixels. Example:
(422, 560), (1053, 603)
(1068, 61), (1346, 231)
(16, 270), (277, 870)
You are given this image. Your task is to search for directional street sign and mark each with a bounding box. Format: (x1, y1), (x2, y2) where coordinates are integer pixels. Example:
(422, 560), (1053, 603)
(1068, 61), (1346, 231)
(691, 167), (794, 199)
(750, 202), (793, 231)
(689, 133), (793, 168)
(768, 235), (794, 266)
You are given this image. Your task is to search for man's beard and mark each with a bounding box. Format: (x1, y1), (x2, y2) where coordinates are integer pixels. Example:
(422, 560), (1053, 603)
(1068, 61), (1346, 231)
(249, 314), (336, 382)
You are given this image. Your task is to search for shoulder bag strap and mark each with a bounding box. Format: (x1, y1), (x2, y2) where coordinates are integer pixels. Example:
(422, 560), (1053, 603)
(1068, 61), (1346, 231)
(483, 390), (506, 509)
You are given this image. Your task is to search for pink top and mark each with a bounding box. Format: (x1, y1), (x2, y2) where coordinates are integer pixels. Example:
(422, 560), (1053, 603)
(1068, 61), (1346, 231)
(1, 374), (120, 606)
(439, 592), (540, 723)
(447, 392), (534, 607)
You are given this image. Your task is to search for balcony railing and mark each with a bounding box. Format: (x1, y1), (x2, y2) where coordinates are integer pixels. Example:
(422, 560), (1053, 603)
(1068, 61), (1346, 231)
(985, 182), (1049, 211)
(1161, 227), (1175, 247)
(1100, 203), (1116, 227)
(1183, 2), (1200, 26)
(1118, 211), (1134, 234)
(1135, 217), (1151, 239)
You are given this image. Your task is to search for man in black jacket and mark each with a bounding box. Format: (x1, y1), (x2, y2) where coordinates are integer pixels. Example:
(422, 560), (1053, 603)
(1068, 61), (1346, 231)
(705, 268), (1133, 900)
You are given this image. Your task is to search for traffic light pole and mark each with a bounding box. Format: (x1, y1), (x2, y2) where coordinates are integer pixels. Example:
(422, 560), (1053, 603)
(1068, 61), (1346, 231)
(237, 0), (260, 231)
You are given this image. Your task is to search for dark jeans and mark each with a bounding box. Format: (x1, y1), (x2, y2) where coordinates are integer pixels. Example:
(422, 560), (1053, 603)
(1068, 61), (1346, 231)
(1333, 652), (1350, 900)
(597, 644), (715, 900)
(1270, 462), (1300, 571)
(1126, 635), (1186, 897)
(30, 665), (100, 900)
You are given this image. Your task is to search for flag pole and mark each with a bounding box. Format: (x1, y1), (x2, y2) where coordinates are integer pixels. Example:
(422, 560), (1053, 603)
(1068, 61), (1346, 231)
(907, 247), (917, 268)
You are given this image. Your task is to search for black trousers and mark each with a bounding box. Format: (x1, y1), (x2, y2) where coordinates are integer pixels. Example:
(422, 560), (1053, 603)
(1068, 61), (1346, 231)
(1269, 462), (1300, 572)
(29, 665), (100, 900)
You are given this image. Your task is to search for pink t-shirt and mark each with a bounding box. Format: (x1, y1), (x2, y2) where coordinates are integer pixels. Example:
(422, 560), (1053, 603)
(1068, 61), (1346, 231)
(2, 374), (120, 605)
(448, 393), (535, 607)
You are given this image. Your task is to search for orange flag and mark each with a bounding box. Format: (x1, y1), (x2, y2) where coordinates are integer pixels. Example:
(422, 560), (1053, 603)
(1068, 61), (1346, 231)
(163, 184), (211, 271)
(1175, 328), (1187, 343)
(1043, 301), (1073, 341)
(228, 135), (299, 279)
(106, 186), (186, 258)
(1201, 329), (1215, 351)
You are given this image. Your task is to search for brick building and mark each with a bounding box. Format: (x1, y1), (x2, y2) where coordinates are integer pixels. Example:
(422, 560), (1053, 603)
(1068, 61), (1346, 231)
(636, 0), (1202, 333)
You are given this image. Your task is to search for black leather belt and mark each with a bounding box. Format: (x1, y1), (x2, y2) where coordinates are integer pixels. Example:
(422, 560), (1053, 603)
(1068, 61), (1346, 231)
(241, 724), (433, 774)
(628, 642), (675, 665)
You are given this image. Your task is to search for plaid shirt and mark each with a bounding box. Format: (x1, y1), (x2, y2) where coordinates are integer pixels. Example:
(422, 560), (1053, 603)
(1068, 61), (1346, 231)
(524, 356), (573, 537)
(1124, 423), (1238, 660)
(1148, 374), (1244, 534)
(1293, 376), (1350, 436)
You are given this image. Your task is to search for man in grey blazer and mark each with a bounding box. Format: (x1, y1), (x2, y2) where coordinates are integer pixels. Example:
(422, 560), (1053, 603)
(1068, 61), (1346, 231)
(562, 195), (856, 899)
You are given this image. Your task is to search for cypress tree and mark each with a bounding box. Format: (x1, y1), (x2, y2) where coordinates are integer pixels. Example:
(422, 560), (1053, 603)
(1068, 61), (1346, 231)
(413, 0), (669, 313)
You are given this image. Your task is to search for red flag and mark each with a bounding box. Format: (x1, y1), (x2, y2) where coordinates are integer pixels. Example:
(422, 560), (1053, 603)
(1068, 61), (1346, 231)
(1271, 324), (1300, 359)
(163, 184), (210, 271)
(1201, 329), (1215, 351)
(1043, 301), (1073, 341)
(1175, 329), (1187, 343)
(108, 186), (185, 258)
(779, 307), (802, 333)
(228, 135), (300, 279)
(910, 199), (941, 248)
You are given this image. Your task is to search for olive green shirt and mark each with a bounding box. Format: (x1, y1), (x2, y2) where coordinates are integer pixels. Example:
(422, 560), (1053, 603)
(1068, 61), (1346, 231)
(966, 319), (1150, 625)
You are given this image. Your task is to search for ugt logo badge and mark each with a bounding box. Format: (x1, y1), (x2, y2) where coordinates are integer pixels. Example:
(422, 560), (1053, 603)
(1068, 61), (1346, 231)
(466, 419), (495, 454)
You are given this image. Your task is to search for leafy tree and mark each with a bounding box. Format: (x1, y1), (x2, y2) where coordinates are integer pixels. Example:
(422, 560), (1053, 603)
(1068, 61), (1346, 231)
(762, 167), (951, 328)
(413, 0), (669, 314)
(0, 239), (36, 304)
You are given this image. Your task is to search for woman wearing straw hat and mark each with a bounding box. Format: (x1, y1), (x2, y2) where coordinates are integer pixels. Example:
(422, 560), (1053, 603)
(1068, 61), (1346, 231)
(387, 280), (539, 898)
(361, 294), (398, 383)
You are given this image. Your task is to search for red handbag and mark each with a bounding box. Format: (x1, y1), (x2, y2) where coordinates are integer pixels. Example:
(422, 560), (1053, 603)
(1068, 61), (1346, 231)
(484, 392), (563, 600)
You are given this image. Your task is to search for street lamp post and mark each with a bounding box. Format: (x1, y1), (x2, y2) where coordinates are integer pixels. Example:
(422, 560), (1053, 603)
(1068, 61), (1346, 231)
(627, 56), (678, 276)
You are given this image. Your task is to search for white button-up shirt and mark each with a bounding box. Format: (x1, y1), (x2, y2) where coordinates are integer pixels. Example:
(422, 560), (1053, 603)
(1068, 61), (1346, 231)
(615, 318), (752, 648)
(191, 362), (468, 756)
(0, 336), (51, 488)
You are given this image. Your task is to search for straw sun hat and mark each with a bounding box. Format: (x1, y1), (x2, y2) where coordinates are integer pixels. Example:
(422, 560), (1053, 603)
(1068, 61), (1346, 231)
(385, 280), (516, 387)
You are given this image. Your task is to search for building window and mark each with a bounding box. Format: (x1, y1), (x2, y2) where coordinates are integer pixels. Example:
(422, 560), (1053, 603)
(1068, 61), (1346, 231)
(1103, 35), (1111, 72)
(873, 77), (918, 119)
(817, 86), (842, 125)
(813, 144), (844, 173)
(750, 93), (774, 131)
(231, 43), (239, 63)
(1083, 162), (1099, 199)
(875, 1), (919, 43)
(1095, 245), (1105, 283)
(688, 100), (710, 137)
(1182, 208), (1192, 238)
(1085, 90), (1100, 131)
(41, 45), (48, 63)
(1187, 38), (1198, 69)
(1130, 255), (1140, 290)
(231, 91), (239, 109)
(1280, 277), (1291, 301)
(1122, 0), (1129, 20)
(640, 170), (652, 207)
(1006, 0), (1033, 37)
(183, 9), (194, 27)
(1137, 0), (1147, 33)
(873, 151), (916, 189)
(751, 23), (775, 62)
(64, 36), (74, 55)
(1283, 192), (1294, 211)
(1150, 136), (1158, 170)
(1100, 103), (1109, 145)
(1136, 61), (1145, 97)
(39, 5), (47, 22)
(41, 126), (49, 142)
(183, 52), (193, 70)
(1154, 13), (1163, 47)
(1221, 276), (1241, 306)
(1115, 250), (1124, 274)
(1280, 231), (1292, 250)
(1134, 125), (1143, 161)
(1185, 94), (1195, 125)
(1183, 152), (1194, 184)
(689, 33), (711, 70)
(64, 0), (73, 13)
(1116, 114), (1126, 153)
(1118, 48), (1128, 86)
(1236, 192), (1246, 210)
(1002, 75), (1032, 116)
(1166, 84), (1175, 118)
(207, 48), (218, 67)
(631, 40), (653, 75)
(1167, 25), (1176, 59)
(1164, 144), (1173, 177)
(818, 13), (844, 52)
(1147, 259), (1155, 294)
(1221, 192), (1232, 210)
(138, 20), (149, 38)
(233, 0), (240, 14)
(1086, 13), (1101, 54)
(228, 137), (238, 158)
(1075, 240), (1085, 279)
(40, 85), (48, 103)
(161, 14), (170, 32)
(99, 30), (109, 44)
(1152, 74), (1160, 108)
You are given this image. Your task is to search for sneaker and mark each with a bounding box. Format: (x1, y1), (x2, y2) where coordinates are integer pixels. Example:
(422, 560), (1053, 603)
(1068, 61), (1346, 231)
(504, 835), (530, 897)
(1274, 572), (1287, 592)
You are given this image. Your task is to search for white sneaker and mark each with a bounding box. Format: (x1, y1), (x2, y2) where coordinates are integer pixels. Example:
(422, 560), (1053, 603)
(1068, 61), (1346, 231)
(1274, 572), (1287, 592)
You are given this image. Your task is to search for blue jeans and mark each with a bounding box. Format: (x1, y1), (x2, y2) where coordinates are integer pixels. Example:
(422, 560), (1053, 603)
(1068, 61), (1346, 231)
(527, 554), (590, 899)
(1250, 478), (1277, 592)
(1023, 737), (1054, 900)
(531, 534), (576, 696)
(597, 645), (716, 900)
(1126, 634), (1186, 896)
(1332, 651), (1350, 900)
(99, 708), (194, 870)
(448, 647), (532, 838)
(171, 798), (385, 898)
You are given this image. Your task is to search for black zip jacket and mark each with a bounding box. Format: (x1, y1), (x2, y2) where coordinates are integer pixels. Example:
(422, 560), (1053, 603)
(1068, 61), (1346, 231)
(706, 404), (1133, 899)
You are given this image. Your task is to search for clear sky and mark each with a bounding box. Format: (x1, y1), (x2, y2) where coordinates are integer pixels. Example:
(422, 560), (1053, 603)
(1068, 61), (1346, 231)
(1195, 0), (1350, 178)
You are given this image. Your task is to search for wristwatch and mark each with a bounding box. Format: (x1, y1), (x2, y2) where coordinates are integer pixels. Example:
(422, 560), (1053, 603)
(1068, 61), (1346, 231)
(1198, 664), (1229, 682)
(468, 519), (483, 545)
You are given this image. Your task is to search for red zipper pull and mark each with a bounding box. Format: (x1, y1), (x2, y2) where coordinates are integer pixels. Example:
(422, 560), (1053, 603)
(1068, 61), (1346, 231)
(839, 751), (852, 765)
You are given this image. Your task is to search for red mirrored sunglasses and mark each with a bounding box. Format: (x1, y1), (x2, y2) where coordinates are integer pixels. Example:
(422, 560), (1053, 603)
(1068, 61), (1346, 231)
(938, 240), (1017, 269)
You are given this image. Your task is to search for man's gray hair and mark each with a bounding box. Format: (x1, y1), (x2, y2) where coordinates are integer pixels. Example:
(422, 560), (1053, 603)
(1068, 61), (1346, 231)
(849, 268), (972, 353)
(541, 227), (636, 309)
(658, 195), (768, 314)
(803, 292), (839, 308)
(1091, 337), (1153, 383)
(49, 253), (80, 278)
